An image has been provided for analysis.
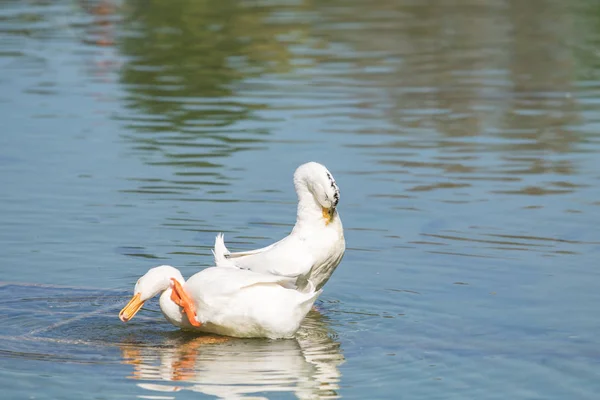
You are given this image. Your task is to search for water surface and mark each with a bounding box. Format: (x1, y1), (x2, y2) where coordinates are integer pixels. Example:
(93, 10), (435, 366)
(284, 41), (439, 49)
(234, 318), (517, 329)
(1, 0), (600, 398)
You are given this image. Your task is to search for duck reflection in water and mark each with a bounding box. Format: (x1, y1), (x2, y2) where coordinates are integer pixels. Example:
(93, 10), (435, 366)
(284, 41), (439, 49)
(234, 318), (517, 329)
(120, 311), (344, 399)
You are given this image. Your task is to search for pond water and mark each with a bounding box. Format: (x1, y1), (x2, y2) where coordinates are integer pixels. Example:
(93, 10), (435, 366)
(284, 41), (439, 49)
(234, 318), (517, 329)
(2, 0), (600, 398)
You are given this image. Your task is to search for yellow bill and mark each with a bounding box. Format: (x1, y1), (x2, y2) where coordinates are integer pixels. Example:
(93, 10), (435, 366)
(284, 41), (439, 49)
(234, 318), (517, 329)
(322, 206), (334, 225)
(119, 293), (144, 322)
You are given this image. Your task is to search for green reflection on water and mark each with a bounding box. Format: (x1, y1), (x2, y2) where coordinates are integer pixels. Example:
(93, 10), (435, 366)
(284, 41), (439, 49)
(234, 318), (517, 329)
(118, 0), (308, 132)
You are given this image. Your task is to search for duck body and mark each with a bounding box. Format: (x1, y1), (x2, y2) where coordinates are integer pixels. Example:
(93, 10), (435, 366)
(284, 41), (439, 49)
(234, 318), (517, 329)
(120, 265), (321, 339)
(213, 162), (346, 291)
(185, 267), (320, 338)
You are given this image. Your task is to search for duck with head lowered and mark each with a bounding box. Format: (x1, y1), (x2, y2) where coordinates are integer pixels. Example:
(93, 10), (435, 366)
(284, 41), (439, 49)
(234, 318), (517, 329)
(213, 161), (345, 292)
(119, 264), (321, 339)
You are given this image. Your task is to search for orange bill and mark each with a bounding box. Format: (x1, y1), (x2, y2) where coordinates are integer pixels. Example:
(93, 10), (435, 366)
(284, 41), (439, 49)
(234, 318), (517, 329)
(170, 278), (201, 327)
(119, 293), (144, 322)
(322, 206), (333, 225)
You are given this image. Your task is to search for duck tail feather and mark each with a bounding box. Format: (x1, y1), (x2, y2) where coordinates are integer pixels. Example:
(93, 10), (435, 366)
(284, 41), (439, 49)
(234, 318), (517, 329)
(213, 233), (236, 267)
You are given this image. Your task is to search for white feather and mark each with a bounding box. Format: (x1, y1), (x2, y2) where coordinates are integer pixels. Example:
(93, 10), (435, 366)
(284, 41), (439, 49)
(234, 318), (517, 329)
(213, 162), (346, 291)
(125, 265), (320, 339)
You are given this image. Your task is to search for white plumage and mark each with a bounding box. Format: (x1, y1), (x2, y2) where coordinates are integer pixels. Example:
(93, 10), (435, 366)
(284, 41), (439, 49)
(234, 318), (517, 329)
(119, 265), (321, 339)
(119, 162), (345, 339)
(213, 162), (346, 291)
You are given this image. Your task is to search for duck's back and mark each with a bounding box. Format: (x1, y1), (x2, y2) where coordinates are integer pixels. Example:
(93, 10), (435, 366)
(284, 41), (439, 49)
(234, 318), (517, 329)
(187, 267), (321, 338)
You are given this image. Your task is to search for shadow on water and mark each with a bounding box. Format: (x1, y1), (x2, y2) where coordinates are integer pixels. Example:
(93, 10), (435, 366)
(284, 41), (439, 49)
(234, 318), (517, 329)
(0, 282), (344, 399)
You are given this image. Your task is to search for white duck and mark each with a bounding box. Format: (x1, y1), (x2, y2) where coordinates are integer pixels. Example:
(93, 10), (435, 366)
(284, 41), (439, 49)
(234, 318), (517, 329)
(213, 162), (345, 291)
(119, 265), (321, 339)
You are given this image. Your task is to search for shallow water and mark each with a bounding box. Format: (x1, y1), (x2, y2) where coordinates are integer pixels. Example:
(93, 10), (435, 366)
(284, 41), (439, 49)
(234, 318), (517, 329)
(2, 0), (600, 398)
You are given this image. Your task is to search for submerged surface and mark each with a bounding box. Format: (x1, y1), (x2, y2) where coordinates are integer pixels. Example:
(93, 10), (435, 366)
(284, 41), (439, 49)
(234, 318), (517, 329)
(1, 0), (600, 398)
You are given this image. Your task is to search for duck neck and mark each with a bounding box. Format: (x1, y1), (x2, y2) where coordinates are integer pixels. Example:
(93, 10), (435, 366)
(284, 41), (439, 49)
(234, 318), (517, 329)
(159, 287), (186, 326)
(293, 177), (324, 232)
(158, 275), (186, 326)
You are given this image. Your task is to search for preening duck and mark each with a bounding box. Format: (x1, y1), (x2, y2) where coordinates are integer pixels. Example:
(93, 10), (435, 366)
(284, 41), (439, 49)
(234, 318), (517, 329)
(213, 162), (345, 291)
(119, 265), (321, 339)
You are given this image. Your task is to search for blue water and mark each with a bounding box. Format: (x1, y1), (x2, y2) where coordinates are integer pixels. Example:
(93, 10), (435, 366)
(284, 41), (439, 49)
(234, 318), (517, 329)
(2, 0), (600, 398)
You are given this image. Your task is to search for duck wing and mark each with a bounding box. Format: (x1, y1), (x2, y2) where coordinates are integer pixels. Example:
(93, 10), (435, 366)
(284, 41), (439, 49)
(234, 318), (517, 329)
(213, 233), (314, 279)
(187, 266), (299, 298)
